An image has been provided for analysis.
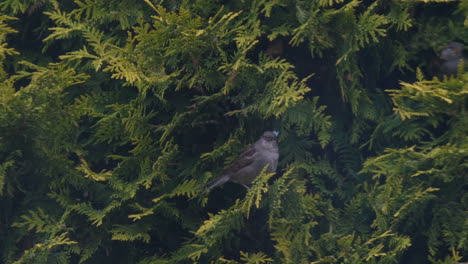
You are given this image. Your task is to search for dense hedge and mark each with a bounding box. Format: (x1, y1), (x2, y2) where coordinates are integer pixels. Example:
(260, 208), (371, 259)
(0, 1), (467, 263)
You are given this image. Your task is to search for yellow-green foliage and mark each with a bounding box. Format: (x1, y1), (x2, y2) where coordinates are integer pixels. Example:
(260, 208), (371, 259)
(0, 1), (467, 263)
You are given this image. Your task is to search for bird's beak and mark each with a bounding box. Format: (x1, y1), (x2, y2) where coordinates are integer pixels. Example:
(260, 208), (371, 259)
(273, 131), (279, 137)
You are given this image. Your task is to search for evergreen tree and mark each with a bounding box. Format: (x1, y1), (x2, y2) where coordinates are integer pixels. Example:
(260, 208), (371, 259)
(0, 0), (466, 263)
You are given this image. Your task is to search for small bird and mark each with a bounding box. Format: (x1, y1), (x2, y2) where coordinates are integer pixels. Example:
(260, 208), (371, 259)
(438, 41), (466, 77)
(202, 131), (279, 194)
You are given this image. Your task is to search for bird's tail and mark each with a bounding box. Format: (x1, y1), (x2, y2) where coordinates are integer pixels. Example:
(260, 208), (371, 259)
(201, 175), (229, 195)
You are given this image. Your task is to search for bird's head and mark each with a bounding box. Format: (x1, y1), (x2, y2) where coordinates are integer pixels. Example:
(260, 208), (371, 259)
(440, 42), (464, 61)
(262, 131), (278, 142)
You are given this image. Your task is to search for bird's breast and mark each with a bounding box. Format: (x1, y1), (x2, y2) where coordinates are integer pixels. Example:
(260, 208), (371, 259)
(257, 151), (279, 172)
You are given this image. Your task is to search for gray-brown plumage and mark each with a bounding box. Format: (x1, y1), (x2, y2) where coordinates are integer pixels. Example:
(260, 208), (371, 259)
(202, 131), (279, 194)
(437, 42), (466, 77)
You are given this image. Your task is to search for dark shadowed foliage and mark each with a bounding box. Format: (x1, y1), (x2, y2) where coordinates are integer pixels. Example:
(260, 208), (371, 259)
(0, 1), (467, 263)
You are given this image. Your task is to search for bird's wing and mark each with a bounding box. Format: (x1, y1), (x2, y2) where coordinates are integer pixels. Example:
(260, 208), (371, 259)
(221, 144), (257, 175)
(201, 145), (256, 195)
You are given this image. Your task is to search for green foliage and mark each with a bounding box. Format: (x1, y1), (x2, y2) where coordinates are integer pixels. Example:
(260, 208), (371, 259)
(0, 0), (467, 263)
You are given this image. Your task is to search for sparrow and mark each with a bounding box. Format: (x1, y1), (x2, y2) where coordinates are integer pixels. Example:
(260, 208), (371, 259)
(202, 131), (279, 194)
(438, 41), (466, 77)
